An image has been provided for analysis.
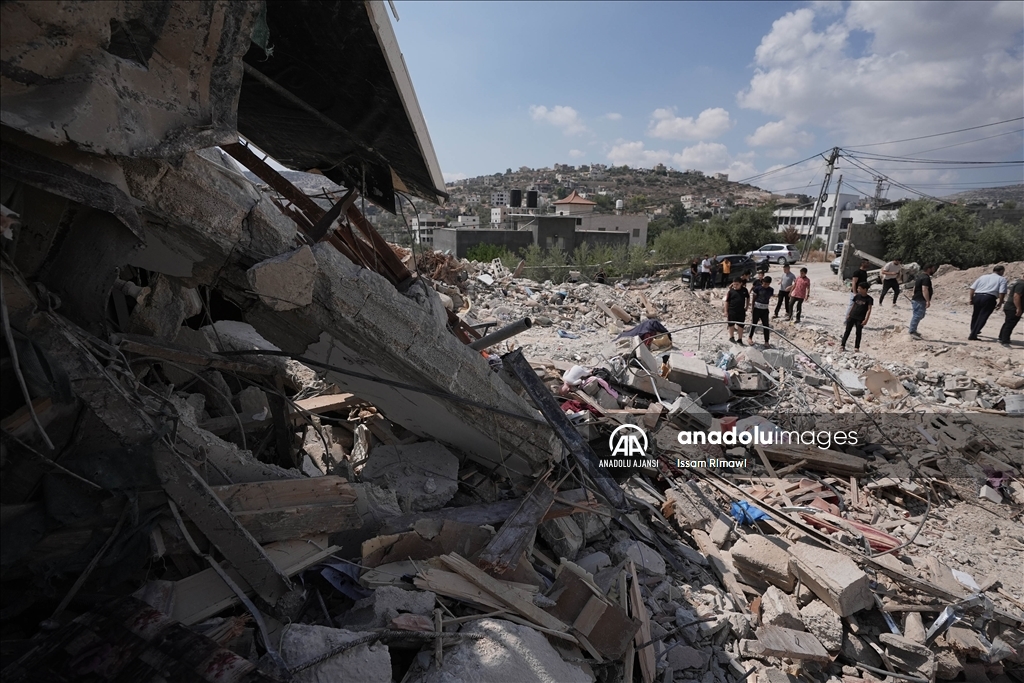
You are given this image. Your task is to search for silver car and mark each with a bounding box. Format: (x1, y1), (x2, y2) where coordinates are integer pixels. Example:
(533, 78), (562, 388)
(747, 243), (801, 265)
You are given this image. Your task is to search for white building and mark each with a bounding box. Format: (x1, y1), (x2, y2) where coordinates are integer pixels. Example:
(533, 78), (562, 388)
(490, 190), (509, 206)
(490, 206), (509, 226)
(466, 194), (480, 205)
(411, 213), (446, 245)
(772, 192), (898, 239)
(451, 215), (480, 228)
(713, 172), (728, 181)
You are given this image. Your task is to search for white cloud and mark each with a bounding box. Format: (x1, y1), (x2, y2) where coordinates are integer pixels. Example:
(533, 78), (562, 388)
(648, 107), (734, 141)
(607, 141), (672, 168)
(605, 112), (623, 121)
(443, 171), (467, 183)
(529, 105), (587, 135)
(568, 149), (585, 159)
(606, 140), (758, 179)
(737, 2), (1023, 158)
(746, 120), (815, 157)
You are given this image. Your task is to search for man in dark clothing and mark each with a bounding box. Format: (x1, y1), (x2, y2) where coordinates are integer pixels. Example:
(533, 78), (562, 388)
(842, 282), (873, 352)
(909, 264), (936, 338)
(998, 274), (1024, 347)
(687, 260), (698, 291)
(967, 265), (1007, 340)
(748, 276), (774, 347)
(724, 279), (749, 343)
(774, 265), (795, 319)
(847, 259), (870, 317)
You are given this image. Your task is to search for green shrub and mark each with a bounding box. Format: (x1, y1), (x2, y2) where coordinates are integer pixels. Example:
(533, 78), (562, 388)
(465, 243), (512, 263)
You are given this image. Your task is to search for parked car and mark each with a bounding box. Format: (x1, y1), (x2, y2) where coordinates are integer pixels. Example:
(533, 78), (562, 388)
(746, 243), (801, 265)
(831, 257), (841, 274)
(834, 241), (844, 257)
(681, 254), (765, 286)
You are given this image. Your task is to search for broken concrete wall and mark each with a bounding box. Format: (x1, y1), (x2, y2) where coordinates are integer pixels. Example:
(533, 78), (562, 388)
(0, 1), (259, 157)
(118, 152), (558, 478)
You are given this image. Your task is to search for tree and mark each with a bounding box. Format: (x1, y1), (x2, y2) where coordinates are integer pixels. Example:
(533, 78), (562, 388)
(668, 202), (688, 226)
(646, 217), (672, 246)
(555, 186), (569, 200)
(466, 243), (511, 263)
(476, 205), (492, 226)
(627, 194), (648, 213)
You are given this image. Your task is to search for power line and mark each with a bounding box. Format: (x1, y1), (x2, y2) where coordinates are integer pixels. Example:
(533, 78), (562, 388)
(734, 151), (829, 185)
(845, 116), (1024, 148)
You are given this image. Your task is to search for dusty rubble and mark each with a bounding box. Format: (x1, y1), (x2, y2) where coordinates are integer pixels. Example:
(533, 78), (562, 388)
(1, 2), (1023, 683)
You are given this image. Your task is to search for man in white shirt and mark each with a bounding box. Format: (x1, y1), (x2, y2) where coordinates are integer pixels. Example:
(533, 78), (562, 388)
(968, 265), (1008, 340)
(878, 258), (902, 307)
(700, 254), (713, 290)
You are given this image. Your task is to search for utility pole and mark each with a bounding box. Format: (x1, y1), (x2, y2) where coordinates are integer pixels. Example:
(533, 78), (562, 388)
(870, 175), (889, 223)
(801, 147), (840, 257)
(826, 175), (843, 256)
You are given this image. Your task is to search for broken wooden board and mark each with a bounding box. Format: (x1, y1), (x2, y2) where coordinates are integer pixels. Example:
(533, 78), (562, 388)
(760, 443), (866, 476)
(477, 476), (555, 576)
(439, 553), (568, 633)
(172, 535), (339, 625)
(152, 445), (292, 606)
(628, 561), (656, 683)
(362, 521), (493, 569)
(755, 625), (831, 662)
(212, 476), (360, 543)
(545, 563), (639, 659)
(289, 393), (367, 418)
(414, 567), (538, 614)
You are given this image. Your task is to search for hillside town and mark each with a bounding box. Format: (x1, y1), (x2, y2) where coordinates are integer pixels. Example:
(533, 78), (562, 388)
(0, 3), (1021, 683)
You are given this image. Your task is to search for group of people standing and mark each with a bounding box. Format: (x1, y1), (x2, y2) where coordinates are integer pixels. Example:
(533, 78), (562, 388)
(722, 264), (811, 347)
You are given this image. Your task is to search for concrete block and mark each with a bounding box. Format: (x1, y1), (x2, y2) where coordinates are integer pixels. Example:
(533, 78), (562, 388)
(634, 338), (660, 375)
(804, 374), (824, 387)
(664, 481), (719, 531)
(761, 586), (803, 630)
(127, 274), (202, 339)
(762, 349), (795, 369)
(360, 442), (459, 513)
(710, 516), (732, 547)
(666, 645), (708, 670)
(666, 353), (732, 404)
(841, 633), (883, 669)
(731, 535), (795, 591)
(903, 611), (926, 644)
(996, 374), (1024, 389)
(575, 551), (611, 577)
(623, 368), (681, 402)
(788, 542), (873, 617)
(247, 245), (318, 311)
(410, 618), (591, 683)
(733, 372), (768, 392)
(238, 386), (270, 420)
(838, 370), (866, 396)
(880, 633), (937, 682)
(666, 395), (713, 430)
(539, 515), (584, 561)
(610, 539), (666, 576)
(800, 600), (842, 652)
(979, 485), (1003, 503)
(281, 624), (391, 683)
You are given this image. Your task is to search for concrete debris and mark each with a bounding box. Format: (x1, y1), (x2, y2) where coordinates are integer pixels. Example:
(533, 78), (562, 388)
(2, 4), (1021, 681)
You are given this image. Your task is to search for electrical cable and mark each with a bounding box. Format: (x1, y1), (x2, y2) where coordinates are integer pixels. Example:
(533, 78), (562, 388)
(734, 150), (830, 185)
(845, 116), (1024, 148)
(846, 127), (1024, 158)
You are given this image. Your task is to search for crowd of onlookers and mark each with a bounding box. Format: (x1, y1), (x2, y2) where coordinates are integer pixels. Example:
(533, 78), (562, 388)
(685, 254), (1024, 351)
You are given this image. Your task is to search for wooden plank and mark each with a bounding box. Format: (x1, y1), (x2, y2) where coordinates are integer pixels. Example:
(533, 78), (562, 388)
(573, 595), (608, 636)
(152, 445), (292, 606)
(760, 444), (866, 476)
(290, 393), (365, 416)
(477, 476), (555, 575)
(629, 561), (656, 683)
(755, 625), (831, 662)
(692, 529), (749, 613)
(639, 293), (658, 319)
(439, 554), (568, 632)
(594, 300), (618, 322)
(172, 536), (338, 625)
(754, 445), (779, 479)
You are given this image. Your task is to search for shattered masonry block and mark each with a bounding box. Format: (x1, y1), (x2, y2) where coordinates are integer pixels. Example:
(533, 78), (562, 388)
(800, 600), (843, 652)
(731, 535), (795, 592)
(788, 542), (873, 617)
(760, 586), (803, 631)
(664, 481), (719, 531)
(666, 353), (732, 404)
(880, 633), (937, 682)
(246, 245), (318, 311)
(280, 624), (391, 683)
(360, 442), (459, 513)
(761, 349), (795, 369)
(623, 368), (681, 402)
(610, 539), (666, 576)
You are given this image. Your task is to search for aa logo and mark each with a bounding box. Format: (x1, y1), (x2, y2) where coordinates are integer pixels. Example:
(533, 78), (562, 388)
(608, 424), (648, 459)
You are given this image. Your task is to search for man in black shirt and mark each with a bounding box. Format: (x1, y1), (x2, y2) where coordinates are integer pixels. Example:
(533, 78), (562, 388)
(909, 264), (936, 338)
(998, 273), (1024, 347)
(724, 279), (749, 343)
(842, 282), (873, 352)
(748, 276), (774, 347)
(846, 259), (870, 317)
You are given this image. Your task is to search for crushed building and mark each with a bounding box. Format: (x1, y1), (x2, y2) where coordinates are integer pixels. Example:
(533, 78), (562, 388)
(1, 2), (1023, 683)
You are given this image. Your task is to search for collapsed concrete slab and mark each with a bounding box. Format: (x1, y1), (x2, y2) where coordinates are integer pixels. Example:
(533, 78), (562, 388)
(361, 442), (460, 513)
(247, 245), (318, 311)
(731, 535), (796, 591)
(280, 624), (391, 683)
(788, 542), (873, 617)
(666, 353), (732, 404)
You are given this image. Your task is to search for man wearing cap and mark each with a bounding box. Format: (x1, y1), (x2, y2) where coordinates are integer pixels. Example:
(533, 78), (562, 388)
(967, 265), (1007, 340)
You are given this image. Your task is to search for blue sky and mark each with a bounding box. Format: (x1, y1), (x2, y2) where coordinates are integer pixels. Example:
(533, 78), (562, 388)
(392, 1), (1024, 200)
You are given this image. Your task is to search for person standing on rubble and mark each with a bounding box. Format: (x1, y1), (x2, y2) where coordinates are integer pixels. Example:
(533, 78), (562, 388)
(700, 254), (713, 290)
(774, 264), (795, 320)
(967, 265), (1007, 341)
(748, 275), (774, 347)
(724, 278), (749, 343)
(909, 264), (936, 339)
(688, 259), (699, 291)
(790, 267), (810, 322)
(878, 258), (903, 307)
(720, 256), (731, 285)
(842, 281), (873, 352)
(998, 270), (1024, 348)
(847, 259), (871, 316)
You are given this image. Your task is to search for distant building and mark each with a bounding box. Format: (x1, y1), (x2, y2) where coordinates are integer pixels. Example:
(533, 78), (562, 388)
(552, 190), (597, 216)
(466, 194), (480, 205)
(491, 190), (509, 206)
(713, 172), (728, 181)
(491, 206), (509, 225)
(451, 215), (480, 228)
(411, 213), (446, 245)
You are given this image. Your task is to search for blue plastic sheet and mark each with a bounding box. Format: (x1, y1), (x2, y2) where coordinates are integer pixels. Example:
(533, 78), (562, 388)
(730, 501), (771, 525)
